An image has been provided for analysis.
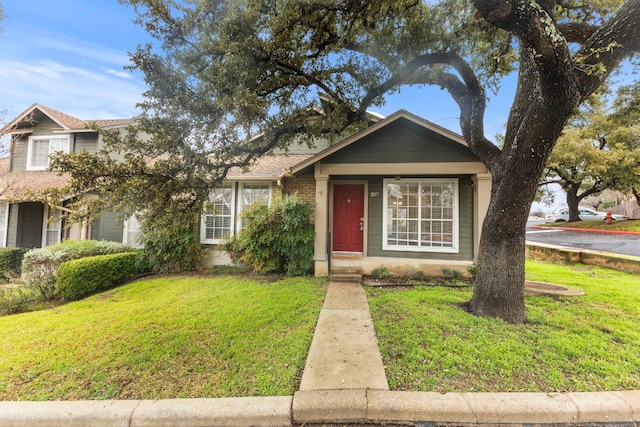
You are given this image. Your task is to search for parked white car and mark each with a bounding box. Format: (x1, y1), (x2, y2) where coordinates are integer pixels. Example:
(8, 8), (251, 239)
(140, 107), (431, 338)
(545, 207), (627, 222)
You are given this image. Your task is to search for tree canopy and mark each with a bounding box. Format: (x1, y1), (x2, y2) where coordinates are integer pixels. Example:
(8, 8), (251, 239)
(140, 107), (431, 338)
(54, 0), (640, 323)
(541, 88), (640, 220)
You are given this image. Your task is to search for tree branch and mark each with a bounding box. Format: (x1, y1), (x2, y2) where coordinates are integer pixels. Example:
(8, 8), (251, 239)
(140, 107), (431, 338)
(574, 0), (640, 101)
(358, 51), (500, 169)
(557, 23), (599, 43)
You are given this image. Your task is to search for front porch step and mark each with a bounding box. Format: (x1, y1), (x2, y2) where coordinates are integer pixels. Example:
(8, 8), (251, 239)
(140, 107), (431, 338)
(330, 267), (363, 283)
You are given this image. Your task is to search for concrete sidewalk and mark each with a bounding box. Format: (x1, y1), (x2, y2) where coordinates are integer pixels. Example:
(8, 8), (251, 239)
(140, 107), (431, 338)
(298, 280), (388, 391)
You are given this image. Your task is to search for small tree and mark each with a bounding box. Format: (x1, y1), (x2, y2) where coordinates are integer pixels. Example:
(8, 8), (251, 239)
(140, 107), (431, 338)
(542, 88), (640, 221)
(226, 195), (314, 276)
(608, 82), (640, 204)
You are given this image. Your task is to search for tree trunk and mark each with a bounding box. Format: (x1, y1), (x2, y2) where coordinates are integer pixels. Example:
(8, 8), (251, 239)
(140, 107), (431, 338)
(467, 163), (540, 324)
(633, 188), (640, 208)
(566, 183), (582, 222)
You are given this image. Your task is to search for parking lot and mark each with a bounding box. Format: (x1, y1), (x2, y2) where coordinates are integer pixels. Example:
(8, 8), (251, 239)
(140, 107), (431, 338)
(526, 220), (640, 257)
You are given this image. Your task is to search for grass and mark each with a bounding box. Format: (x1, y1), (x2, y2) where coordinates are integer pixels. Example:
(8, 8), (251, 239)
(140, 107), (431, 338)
(0, 275), (326, 400)
(542, 218), (640, 232)
(367, 259), (640, 393)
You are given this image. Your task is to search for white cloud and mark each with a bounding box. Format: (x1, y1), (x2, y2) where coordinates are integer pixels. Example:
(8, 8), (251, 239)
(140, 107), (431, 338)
(32, 36), (133, 67)
(0, 58), (145, 119)
(105, 68), (133, 79)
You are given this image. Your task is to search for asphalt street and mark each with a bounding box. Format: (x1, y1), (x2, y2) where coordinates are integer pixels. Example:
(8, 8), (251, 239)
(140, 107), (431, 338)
(526, 220), (640, 257)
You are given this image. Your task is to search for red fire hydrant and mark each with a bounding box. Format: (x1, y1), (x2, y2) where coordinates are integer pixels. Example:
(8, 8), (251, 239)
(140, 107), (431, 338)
(606, 210), (612, 224)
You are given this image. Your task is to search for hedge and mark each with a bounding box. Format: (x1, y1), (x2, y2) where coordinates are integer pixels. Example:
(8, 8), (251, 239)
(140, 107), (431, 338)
(22, 240), (133, 299)
(56, 251), (147, 301)
(0, 248), (28, 281)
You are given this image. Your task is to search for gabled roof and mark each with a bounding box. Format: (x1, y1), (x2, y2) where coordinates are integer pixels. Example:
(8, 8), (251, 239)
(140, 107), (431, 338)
(0, 103), (134, 136)
(289, 110), (468, 174)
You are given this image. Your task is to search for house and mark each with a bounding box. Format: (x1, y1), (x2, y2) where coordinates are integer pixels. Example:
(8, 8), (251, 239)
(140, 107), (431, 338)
(0, 104), (139, 248)
(201, 110), (491, 277)
(1, 105), (491, 277)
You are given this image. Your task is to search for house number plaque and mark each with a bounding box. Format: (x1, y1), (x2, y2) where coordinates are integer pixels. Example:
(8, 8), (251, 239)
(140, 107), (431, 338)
(369, 192), (380, 198)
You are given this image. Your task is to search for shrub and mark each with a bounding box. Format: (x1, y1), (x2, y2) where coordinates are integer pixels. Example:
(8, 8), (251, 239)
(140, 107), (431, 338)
(22, 240), (133, 299)
(142, 228), (201, 273)
(56, 251), (147, 301)
(225, 194), (314, 275)
(0, 247), (28, 281)
(370, 265), (393, 280)
(467, 265), (478, 280)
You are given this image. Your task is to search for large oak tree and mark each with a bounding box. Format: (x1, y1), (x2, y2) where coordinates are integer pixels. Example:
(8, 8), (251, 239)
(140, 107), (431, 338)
(57, 0), (639, 323)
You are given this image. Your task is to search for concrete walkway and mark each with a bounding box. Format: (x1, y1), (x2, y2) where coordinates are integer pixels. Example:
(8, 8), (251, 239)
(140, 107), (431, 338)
(298, 280), (388, 391)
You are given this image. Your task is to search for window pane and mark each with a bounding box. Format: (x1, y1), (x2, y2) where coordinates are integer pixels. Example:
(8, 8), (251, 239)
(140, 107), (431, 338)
(241, 183), (270, 210)
(203, 186), (233, 242)
(385, 179), (457, 251)
(31, 139), (50, 168)
(45, 208), (61, 247)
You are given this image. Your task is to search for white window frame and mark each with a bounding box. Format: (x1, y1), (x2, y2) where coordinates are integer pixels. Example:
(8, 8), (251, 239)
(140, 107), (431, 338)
(383, 178), (459, 253)
(201, 184), (236, 244)
(123, 215), (144, 248)
(42, 205), (62, 247)
(0, 202), (8, 248)
(26, 134), (71, 171)
(237, 182), (272, 231)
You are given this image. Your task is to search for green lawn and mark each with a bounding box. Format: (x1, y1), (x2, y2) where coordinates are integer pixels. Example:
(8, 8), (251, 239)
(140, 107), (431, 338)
(0, 275), (326, 400)
(542, 218), (640, 232)
(367, 259), (640, 393)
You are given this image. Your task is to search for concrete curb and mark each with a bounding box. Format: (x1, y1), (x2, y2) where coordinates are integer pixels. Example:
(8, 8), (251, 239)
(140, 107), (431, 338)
(532, 224), (640, 236)
(0, 396), (293, 427)
(526, 241), (640, 275)
(2, 391), (639, 426)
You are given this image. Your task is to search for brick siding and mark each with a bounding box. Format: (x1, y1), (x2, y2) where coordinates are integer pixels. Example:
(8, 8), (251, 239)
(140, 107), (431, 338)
(282, 174), (315, 204)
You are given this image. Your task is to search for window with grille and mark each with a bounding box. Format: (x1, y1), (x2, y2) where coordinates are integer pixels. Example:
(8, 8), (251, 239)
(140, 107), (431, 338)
(238, 183), (271, 231)
(27, 135), (71, 171)
(201, 185), (234, 244)
(43, 206), (62, 247)
(383, 178), (458, 253)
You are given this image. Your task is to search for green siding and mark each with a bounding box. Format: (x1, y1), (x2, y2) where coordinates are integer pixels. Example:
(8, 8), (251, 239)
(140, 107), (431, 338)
(6, 204), (19, 247)
(324, 119), (478, 164)
(91, 212), (124, 243)
(11, 137), (28, 172)
(74, 133), (99, 154)
(334, 175), (474, 261)
(11, 116), (76, 172)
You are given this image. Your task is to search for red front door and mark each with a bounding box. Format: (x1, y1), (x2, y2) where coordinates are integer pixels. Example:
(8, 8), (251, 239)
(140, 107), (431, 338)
(333, 184), (364, 252)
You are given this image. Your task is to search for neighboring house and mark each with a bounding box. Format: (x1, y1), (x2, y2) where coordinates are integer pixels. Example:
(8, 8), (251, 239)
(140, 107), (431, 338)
(0, 104), (140, 248)
(1, 104), (491, 276)
(202, 110), (492, 277)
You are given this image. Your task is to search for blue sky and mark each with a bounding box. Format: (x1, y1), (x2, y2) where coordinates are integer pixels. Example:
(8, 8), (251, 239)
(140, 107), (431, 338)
(0, 0), (516, 140)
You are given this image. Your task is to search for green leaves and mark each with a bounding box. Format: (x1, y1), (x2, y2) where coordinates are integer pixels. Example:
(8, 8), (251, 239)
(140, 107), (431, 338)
(225, 194), (314, 275)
